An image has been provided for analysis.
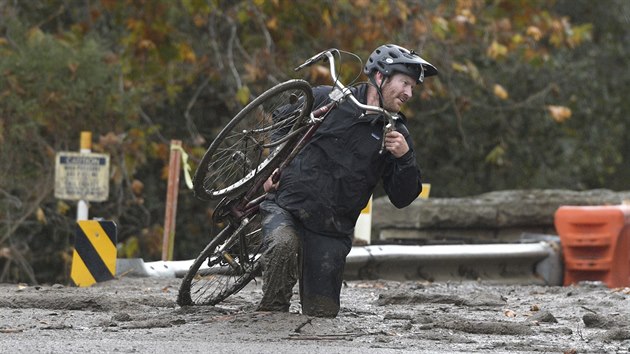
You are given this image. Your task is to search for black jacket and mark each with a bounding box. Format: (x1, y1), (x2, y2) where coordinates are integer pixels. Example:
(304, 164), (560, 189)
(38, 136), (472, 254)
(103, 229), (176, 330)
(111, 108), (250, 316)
(272, 83), (422, 237)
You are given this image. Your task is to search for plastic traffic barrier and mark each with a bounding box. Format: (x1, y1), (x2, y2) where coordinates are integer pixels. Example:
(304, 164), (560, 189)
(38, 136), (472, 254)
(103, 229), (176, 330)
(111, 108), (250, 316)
(555, 205), (630, 288)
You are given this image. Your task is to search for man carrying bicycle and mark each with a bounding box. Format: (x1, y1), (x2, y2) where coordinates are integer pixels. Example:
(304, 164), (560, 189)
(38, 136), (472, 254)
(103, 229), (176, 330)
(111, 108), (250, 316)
(258, 44), (438, 317)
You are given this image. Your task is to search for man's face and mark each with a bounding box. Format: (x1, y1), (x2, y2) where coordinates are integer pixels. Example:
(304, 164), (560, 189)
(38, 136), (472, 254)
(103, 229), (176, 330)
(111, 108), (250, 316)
(379, 73), (417, 112)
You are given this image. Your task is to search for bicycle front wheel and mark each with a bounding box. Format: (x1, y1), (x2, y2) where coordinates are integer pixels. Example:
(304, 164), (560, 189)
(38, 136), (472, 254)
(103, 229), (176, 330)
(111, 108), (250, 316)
(193, 79), (313, 200)
(177, 213), (263, 306)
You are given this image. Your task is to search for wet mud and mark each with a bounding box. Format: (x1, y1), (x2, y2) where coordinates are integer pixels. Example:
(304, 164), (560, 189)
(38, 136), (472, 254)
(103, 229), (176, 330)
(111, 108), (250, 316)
(0, 277), (628, 353)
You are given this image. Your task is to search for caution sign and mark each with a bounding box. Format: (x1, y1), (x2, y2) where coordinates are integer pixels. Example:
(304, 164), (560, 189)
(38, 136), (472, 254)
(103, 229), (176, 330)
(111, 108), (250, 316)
(70, 220), (117, 287)
(55, 152), (110, 202)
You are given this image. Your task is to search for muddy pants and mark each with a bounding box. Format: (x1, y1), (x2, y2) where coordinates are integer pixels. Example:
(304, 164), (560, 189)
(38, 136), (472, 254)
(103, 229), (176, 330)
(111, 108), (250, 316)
(257, 200), (352, 317)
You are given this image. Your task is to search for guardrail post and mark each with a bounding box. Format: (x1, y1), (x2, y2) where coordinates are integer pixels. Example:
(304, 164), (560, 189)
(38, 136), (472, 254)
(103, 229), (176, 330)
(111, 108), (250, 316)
(354, 183), (431, 245)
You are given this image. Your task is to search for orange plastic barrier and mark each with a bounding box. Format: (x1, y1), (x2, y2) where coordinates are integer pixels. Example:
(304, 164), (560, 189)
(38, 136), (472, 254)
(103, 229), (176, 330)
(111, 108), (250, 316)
(554, 205), (630, 288)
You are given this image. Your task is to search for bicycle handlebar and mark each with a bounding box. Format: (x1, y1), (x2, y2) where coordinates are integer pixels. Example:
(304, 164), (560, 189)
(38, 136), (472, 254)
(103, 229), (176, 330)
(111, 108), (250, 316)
(293, 49), (338, 72)
(294, 49), (399, 131)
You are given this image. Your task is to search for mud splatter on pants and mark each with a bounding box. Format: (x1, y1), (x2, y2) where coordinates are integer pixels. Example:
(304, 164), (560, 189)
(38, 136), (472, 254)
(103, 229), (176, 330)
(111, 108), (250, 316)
(257, 200), (351, 317)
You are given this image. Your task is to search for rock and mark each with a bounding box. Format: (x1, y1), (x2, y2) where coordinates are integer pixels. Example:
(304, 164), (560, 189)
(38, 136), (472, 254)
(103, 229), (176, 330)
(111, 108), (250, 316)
(582, 312), (614, 329)
(527, 310), (557, 323)
(599, 327), (630, 341)
(376, 292), (505, 307)
(372, 189), (630, 243)
(439, 319), (532, 335)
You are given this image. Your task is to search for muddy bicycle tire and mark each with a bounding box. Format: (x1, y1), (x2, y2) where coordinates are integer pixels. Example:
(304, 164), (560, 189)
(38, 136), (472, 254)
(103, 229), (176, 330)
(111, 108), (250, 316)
(177, 213), (263, 306)
(193, 79), (313, 200)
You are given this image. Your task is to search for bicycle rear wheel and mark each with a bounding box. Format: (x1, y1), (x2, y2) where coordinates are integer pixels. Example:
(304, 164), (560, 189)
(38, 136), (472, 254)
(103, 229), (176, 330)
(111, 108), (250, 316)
(193, 79), (313, 200)
(177, 213), (263, 306)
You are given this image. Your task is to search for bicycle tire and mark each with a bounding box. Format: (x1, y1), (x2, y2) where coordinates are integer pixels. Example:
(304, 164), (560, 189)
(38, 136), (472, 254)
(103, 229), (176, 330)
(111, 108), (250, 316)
(177, 212), (263, 306)
(193, 79), (313, 200)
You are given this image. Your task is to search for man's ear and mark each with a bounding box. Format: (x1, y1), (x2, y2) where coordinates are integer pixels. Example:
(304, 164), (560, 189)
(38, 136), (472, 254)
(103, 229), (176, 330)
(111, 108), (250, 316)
(374, 71), (389, 86)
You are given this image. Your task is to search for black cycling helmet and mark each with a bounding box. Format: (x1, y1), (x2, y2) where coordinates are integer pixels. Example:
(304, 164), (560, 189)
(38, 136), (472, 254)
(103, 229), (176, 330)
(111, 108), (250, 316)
(364, 44), (438, 84)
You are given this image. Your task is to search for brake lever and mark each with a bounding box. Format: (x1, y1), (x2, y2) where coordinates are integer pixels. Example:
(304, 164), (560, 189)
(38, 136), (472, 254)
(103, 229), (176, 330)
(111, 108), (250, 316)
(294, 49), (339, 71)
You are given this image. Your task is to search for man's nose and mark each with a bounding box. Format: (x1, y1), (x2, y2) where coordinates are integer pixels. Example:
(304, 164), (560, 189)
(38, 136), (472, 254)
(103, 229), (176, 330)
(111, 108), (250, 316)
(405, 85), (413, 98)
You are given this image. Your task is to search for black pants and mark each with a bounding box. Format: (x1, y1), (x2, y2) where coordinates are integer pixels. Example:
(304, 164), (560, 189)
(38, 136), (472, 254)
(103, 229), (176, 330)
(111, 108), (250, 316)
(257, 200), (352, 317)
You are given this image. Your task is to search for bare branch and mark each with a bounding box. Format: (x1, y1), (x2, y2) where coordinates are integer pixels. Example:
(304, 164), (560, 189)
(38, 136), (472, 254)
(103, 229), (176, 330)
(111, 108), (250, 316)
(225, 16), (242, 89)
(469, 84), (556, 112)
(184, 75), (211, 141)
(444, 72), (469, 148)
(249, 1), (274, 52)
(0, 189), (22, 209)
(34, 4), (65, 29)
(0, 181), (52, 246)
(138, 108), (169, 144)
(8, 242), (37, 284)
(208, 15), (226, 72)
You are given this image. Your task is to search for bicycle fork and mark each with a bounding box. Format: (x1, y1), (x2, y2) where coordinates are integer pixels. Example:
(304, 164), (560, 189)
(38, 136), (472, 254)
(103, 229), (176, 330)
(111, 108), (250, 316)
(217, 217), (251, 273)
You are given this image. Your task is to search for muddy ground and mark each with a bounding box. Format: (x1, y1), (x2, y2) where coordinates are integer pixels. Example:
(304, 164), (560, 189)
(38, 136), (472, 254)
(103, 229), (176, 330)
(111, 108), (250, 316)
(0, 276), (629, 353)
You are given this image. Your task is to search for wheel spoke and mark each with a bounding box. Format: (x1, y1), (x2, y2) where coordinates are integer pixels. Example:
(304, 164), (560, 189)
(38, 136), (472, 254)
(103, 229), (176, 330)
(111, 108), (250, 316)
(178, 214), (264, 306)
(192, 80), (313, 200)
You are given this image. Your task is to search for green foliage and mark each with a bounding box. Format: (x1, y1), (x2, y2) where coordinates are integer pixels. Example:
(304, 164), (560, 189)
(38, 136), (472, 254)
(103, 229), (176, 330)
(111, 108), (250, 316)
(1, 20), (123, 141)
(0, 16), (126, 283)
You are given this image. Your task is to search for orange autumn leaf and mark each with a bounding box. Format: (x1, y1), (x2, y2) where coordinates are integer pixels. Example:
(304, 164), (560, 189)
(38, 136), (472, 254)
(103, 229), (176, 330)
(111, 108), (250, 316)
(547, 105), (572, 123)
(493, 84), (509, 100)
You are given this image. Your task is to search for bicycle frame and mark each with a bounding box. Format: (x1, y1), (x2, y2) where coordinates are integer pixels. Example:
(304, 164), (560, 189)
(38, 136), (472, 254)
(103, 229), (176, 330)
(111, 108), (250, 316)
(226, 101), (333, 220)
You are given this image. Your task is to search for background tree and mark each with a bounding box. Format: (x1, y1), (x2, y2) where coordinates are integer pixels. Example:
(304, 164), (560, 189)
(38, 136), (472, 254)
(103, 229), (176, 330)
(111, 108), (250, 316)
(1, 0), (628, 283)
(0, 15), (126, 281)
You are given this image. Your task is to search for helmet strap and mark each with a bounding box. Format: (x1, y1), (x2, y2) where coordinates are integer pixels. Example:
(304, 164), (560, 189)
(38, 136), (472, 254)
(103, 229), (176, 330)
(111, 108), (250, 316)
(368, 73), (387, 109)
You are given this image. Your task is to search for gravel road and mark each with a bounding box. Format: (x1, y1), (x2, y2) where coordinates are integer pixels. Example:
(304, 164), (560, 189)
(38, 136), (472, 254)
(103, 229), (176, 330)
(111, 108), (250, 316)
(0, 276), (629, 353)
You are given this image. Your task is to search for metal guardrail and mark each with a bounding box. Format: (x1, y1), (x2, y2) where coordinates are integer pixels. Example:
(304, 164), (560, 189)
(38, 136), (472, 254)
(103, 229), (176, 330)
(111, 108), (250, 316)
(344, 241), (562, 285)
(116, 238), (562, 286)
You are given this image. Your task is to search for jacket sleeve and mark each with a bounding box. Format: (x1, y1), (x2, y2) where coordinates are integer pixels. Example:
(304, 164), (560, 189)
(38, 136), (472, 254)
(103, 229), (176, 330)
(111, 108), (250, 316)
(382, 134), (422, 208)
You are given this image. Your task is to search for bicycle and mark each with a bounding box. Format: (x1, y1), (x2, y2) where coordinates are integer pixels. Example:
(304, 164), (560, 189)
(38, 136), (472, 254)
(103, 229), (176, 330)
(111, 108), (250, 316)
(177, 49), (402, 307)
